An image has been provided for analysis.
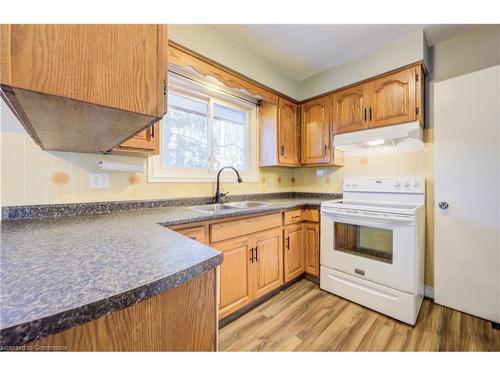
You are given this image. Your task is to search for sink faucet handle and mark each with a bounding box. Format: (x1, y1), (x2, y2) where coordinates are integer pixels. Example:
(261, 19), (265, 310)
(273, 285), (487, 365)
(220, 191), (229, 198)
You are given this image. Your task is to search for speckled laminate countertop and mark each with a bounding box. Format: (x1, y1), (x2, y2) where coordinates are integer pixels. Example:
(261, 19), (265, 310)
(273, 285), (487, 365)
(0, 195), (340, 348)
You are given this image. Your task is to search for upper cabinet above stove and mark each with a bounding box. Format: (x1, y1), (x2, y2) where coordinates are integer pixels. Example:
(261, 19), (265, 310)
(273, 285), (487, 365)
(332, 64), (425, 135)
(0, 24), (168, 154)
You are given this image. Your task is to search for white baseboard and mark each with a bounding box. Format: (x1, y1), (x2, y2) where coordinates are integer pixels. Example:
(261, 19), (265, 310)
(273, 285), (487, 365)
(424, 285), (434, 299)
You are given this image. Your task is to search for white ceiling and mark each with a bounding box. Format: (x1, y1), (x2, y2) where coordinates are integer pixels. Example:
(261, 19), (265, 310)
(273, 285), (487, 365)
(209, 24), (480, 81)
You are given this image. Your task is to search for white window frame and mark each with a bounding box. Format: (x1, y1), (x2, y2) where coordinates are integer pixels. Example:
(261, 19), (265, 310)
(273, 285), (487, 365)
(148, 77), (258, 183)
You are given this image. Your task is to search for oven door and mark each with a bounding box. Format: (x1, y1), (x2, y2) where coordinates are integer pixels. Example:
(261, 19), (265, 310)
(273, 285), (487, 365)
(320, 207), (416, 293)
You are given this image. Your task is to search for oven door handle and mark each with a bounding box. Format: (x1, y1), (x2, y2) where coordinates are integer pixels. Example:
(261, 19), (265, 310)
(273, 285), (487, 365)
(321, 209), (415, 224)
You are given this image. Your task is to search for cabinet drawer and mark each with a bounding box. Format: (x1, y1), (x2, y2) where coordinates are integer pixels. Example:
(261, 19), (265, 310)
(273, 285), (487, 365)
(175, 226), (206, 244)
(210, 213), (282, 243)
(302, 208), (320, 222)
(283, 209), (303, 225)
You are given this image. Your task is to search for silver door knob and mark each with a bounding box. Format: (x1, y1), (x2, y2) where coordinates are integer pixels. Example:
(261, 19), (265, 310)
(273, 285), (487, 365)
(438, 202), (449, 209)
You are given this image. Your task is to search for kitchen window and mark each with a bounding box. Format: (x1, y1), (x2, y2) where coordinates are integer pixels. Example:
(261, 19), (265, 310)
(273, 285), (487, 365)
(148, 76), (258, 182)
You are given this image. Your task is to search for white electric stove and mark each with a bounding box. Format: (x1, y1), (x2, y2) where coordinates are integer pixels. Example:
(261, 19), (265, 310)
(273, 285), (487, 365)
(320, 176), (426, 325)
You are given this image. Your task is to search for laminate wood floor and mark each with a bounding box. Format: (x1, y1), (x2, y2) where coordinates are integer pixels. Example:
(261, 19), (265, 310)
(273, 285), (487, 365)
(219, 279), (500, 351)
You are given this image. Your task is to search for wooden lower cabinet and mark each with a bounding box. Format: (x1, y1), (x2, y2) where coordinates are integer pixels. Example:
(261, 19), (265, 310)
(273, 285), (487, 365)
(253, 228), (283, 299)
(304, 223), (320, 277)
(212, 236), (254, 319)
(212, 228), (283, 319)
(172, 208), (321, 319)
(283, 224), (305, 282)
(174, 225), (207, 244)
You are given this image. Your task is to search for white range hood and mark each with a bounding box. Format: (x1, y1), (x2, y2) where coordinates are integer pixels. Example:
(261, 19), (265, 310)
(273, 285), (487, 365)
(333, 121), (424, 156)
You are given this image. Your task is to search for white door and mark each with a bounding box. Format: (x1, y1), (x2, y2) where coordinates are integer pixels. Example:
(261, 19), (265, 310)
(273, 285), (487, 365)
(434, 65), (500, 323)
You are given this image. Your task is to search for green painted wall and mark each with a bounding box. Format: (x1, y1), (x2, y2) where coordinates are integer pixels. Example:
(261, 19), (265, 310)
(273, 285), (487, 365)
(169, 25), (301, 99)
(299, 29), (427, 99)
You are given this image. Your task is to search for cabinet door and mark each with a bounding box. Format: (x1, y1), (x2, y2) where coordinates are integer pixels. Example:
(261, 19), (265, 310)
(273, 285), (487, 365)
(300, 97), (330, 165)
(278, 97), (299, 165)
(369, 68), (417, 128)
(211, 237), (253, 319)
(331, 84), (370, 134)
(304, 223), (320, 277)
(283, 224), (305, 282)
(259, 97), (279, 167)
(252, 229), (284, 299)
(114, 122), (160, 155)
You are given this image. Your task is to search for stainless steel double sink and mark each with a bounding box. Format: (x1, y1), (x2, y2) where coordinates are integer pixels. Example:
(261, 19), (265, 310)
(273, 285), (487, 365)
(188, 201), (272, 213)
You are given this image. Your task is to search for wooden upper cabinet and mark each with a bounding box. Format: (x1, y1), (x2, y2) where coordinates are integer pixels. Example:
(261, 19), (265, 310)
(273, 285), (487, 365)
(369, 67), (417, 128)
(259, 95), (298, 167)
(330, 65), (424, 134)
(252, 228), (283, 299)
(259, 96), (279, 166)
(331, 83), (370, 134)
(278, 97), (299, 165)
(113, 121), (161, 156)
(300, 96), (330, 165)
(0, 24), (168, 153)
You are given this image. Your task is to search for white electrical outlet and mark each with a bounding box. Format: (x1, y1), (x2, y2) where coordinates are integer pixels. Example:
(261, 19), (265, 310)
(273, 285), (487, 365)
(267, 177), (274, 187)
(90, 173), (110, 189)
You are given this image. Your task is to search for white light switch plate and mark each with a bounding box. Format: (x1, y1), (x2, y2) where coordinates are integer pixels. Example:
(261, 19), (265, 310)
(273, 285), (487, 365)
(90, 173), (109, 189)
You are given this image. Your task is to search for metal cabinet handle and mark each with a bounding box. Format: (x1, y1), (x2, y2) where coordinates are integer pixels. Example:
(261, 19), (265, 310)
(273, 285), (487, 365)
(369, 107), (372, 121)
(249, 248), (254, 263)
(254, 247), (258, 262)
(286, 237), (290, 249)
(291, 215), (301, 219)
(438, 202), (449, 209)
(364, 108), (367, 122)
(280, 145), (285, 156)
(324, 144), (328, 156)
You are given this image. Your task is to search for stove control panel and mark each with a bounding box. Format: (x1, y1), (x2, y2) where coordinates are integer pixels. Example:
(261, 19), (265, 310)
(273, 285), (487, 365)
(343, 176), (425, 194)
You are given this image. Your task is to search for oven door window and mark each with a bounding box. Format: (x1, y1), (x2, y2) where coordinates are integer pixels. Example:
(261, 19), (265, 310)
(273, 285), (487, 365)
(334, 222), (393, 263)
